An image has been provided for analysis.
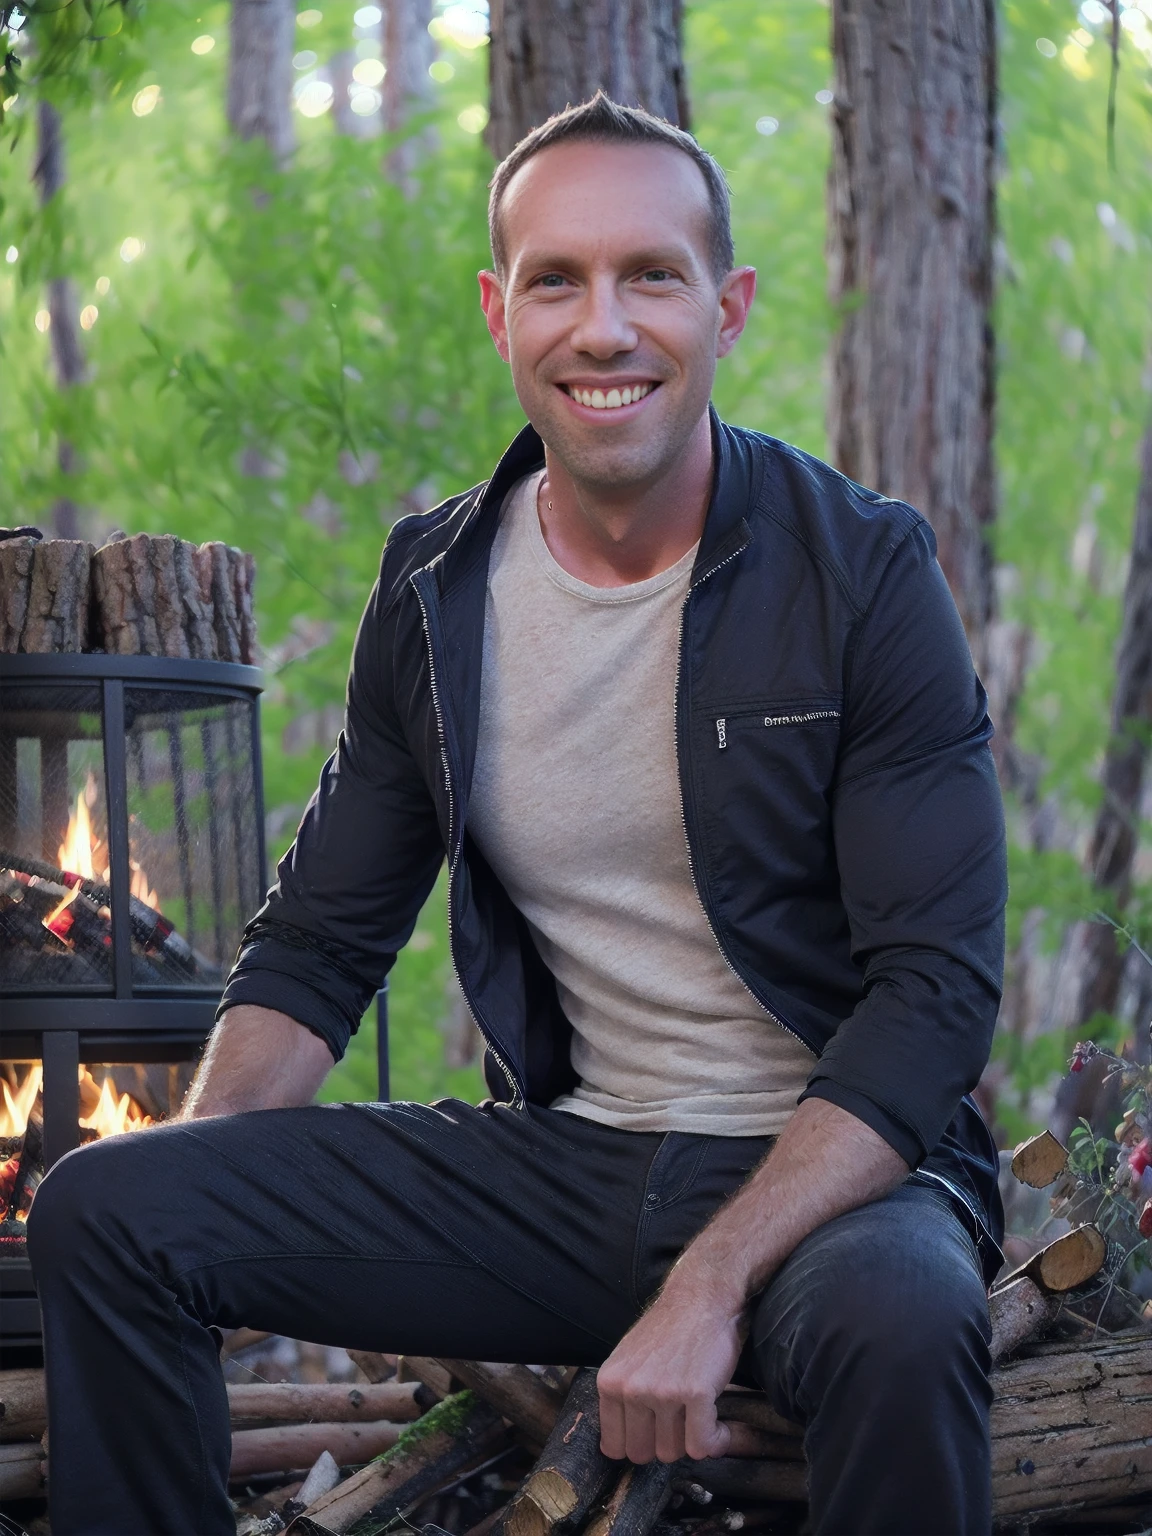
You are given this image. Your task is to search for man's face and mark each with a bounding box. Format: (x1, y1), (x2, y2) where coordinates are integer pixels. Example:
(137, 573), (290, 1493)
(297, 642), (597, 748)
(479, 140), (754, 493)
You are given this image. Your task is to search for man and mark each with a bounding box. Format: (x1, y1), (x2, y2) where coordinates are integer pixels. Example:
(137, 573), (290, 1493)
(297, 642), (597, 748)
(29, 95), (1007, 1535)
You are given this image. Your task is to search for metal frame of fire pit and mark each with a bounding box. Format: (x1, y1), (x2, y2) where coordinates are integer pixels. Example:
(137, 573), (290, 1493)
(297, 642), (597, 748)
(1, 652), (265, 1352)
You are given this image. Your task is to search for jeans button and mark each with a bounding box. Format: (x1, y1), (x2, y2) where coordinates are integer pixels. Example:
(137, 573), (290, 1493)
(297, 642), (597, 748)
(645, 1192), (659, 1208)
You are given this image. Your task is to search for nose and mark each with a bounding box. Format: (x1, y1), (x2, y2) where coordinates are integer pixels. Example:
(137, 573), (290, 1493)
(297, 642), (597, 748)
(568, 274), (638, 360)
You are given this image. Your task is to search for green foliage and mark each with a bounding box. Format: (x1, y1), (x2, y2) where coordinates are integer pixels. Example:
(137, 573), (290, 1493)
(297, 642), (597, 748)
(5, 1), (1152, 1122)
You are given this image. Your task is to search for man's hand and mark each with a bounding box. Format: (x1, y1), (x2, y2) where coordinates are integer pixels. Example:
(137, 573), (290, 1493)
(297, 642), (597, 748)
(180, 1005), (335, 1119)
(597, 1277), (742, 1463)
(597, 1097), (909, 1462)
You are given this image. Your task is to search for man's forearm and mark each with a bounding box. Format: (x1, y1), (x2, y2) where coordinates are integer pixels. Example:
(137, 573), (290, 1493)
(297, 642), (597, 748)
(662, 1095), (909, 1313)
(180, 1005), (336, 1119)
(597, 1096), (909, 1463)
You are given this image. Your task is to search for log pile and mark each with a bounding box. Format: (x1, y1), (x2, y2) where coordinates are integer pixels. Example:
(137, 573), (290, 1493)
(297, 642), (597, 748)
(0, 530), (257, 661)
(2, 1258), (1149, 1536)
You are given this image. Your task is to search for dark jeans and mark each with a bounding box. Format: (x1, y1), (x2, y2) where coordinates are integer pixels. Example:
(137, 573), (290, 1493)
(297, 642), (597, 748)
(27, 1099), (992, 1536)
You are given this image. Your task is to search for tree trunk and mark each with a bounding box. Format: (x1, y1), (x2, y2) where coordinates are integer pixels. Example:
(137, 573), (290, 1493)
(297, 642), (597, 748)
(1073, 405), (1152, 1024)
(227, 0), (296, 162)
(33, 101), (86, 539)
(383, 0), (435, 186)
(826, 0), (997, 651)
(485, 0), (688, 162)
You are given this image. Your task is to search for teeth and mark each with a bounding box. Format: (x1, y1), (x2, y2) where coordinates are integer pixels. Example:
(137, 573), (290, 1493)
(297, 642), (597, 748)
(569, 383), (654, 410)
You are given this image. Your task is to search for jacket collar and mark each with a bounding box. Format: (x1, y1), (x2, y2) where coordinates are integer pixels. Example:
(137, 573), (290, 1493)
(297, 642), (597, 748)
(435, 404), (757, 598)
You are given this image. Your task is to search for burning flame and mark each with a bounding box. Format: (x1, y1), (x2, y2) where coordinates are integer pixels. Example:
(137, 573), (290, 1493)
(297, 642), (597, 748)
(59, 788), (98, 879)
(79, 1070), (153, 1137)
(41, 781), (162, 944)
(0, 1064), (152, 1141)
(0, 1065), (43, 1139)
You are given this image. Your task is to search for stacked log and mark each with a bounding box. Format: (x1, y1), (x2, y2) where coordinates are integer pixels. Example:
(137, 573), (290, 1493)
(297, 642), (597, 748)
(0, 530), (257, 661)
(4, 1291), (1148, 1530)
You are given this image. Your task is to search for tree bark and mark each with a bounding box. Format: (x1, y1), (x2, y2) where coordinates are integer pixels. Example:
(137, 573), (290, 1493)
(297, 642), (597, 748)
(228, 0), (296, 161)
(436, 1359), (563, 1448)
(289, 1392), (508, 1534)
(485, 0), (688, 162)
(586, 1463), (674, 1536)
(20, 540), (93, 652)
(383, 0), (435, 185)
(229, 1419), (403, 1479)
(1073, 406), (1152, 1024)
(499, 1369), (614, 1536)
(827, 0), (997, 650)
(33, 101), (86, 539)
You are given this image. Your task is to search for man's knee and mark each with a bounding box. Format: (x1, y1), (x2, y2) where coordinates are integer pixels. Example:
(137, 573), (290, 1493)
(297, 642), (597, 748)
(751, 1189), (991, 1410)
(27, 1131), (162, 1281)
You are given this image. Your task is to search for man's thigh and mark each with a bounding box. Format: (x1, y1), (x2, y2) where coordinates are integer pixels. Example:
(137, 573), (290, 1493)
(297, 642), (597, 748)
(748, 1180), (992, 1420)
(29, 1098), (663, 1359)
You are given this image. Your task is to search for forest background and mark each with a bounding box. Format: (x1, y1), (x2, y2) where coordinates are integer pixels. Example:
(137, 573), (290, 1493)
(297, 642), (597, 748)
(2, 0), (1152, 1145)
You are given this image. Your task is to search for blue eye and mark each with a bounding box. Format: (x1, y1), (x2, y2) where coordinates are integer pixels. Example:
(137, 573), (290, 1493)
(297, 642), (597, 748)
(643, 269), (672, 282)
(539, 274), (566, 287)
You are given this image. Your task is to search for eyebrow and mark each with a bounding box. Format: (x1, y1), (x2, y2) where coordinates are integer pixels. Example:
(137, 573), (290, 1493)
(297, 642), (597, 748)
(513, 246), (699, 278)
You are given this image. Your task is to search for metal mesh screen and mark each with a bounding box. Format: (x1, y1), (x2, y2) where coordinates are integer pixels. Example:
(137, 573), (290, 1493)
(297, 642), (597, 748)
(124, 688), (261, 986)
(0, 684), (112, 989)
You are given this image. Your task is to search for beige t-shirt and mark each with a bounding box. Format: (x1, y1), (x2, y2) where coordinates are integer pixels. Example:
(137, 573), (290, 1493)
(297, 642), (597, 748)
(467, 471), (815, 1135)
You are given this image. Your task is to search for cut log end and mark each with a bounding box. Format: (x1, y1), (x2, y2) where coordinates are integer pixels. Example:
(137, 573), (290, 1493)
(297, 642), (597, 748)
(1011, 1130), (1069, 1189)
(1029, 1224), (1107, 1293)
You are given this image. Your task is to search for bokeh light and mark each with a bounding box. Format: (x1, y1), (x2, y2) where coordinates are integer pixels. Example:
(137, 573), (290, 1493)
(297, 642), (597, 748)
(457, 103), (488, 134)
(191, 35), (215, 55)
(119, 237), (144, 263)
(80, 305), (98, 330)
(352, 58), (385, 86)
(132, 84), (162, 117)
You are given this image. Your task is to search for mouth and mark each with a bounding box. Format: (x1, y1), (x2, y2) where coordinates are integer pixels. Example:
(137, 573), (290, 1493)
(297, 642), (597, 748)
(558, 381), (660, 412)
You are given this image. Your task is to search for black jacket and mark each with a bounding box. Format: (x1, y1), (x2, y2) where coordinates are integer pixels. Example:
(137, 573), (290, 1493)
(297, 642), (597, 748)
(221, 413), (1008, 1275)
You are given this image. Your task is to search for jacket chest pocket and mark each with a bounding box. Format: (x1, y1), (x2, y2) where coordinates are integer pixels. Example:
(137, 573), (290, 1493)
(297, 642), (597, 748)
(714, 701), (842, 752)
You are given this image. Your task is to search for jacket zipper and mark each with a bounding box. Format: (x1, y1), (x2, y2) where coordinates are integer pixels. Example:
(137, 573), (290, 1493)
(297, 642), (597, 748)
(674, 555), (813, 1057)
(716, 708), (841, 747)
(411, 569), (524, 1108)
(764, 709), (840, 727)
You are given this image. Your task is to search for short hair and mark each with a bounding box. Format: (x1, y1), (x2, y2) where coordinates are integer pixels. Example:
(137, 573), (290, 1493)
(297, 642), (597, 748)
(488, 92), (735, 285)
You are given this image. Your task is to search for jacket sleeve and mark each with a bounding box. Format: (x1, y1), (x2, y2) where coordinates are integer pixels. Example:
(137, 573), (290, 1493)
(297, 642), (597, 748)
(799, 520), (1007, 1167)
(217, 556), (445, 1062)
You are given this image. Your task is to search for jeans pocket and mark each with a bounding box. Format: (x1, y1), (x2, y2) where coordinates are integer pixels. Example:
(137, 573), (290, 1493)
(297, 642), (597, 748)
(630, 1133), (771, 1309)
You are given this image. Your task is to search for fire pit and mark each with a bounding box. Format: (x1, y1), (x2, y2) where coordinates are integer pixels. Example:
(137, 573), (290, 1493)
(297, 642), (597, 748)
(0, 649), (265, 1354)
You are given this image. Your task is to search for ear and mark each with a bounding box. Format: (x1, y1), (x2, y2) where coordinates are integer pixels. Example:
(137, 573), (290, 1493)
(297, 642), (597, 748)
(716, 267), (757, 359)
(478, 270), (510, 363)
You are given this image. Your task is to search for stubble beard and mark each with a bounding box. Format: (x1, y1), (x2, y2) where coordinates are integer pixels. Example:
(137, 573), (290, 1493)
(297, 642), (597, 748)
(518, 366), (711, 497)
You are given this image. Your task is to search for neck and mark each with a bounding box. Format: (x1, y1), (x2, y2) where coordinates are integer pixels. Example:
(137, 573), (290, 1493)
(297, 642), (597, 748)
(537, 412), (713, 588)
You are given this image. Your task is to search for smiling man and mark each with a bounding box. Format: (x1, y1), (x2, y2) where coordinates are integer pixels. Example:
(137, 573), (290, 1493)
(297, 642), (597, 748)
(29, 97), (1007, 1536)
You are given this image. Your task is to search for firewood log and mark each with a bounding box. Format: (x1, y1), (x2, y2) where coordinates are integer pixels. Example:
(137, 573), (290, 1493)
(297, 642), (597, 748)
(196, 541), (245, 663)
(0, 1439), (46, 1500)
(586, 1462), (675, 1536)
(436, 1359), (563, 1448)
(21, 539), (93, 652)
(673, 1459), (808, 1505)
(1023, 1224), (1107, 1292)
(0, 1368), (46, 1441)
(0, 536), (37, 652)
(227, 1380), (432, 1427)
(396, 1355), (454, 1398)
(989, 1276), (1062, 1362)
(229, 1420), (402, 1480)
(497, 1368), (615, 1536)
(0, 1371), (431, 1441)
(94, 533), (216, 658)
(990, 1328), (1152, 1519)
(346, 1349), (398, 1384)
(1011, 1130), (1069, 1189)
(715, 1391), (801, 1438)
(286, 1391), (507, 1535)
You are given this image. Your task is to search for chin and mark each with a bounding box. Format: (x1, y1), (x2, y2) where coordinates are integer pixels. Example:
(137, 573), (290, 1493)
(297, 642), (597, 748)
(530, 405), (682, 492)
